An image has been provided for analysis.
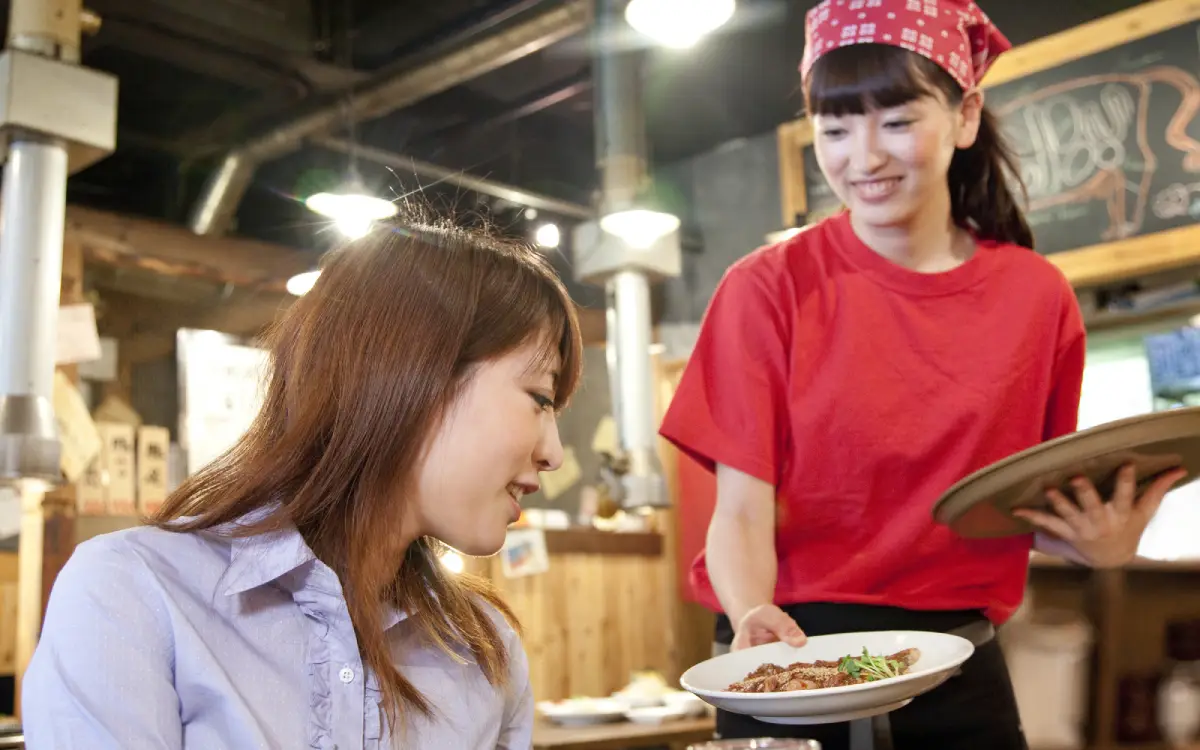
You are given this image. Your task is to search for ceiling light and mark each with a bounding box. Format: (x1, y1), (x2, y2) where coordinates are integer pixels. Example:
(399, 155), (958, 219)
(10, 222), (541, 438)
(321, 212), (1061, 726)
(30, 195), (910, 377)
(535, 223), (561, 249)
(625, 0), (736, 49)
(305, 190), (398, 240)
(599, 208), (680, 249)
(286, 270), (321, 297)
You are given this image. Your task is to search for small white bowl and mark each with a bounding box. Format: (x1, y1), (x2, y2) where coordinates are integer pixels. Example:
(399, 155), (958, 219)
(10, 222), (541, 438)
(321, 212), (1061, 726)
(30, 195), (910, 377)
(662, 690), (707, 716)
(624, 705), (689, 725)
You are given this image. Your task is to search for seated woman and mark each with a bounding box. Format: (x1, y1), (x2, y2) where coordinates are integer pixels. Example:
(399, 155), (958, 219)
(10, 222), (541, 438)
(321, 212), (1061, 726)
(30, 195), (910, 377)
(21, 217), (583, 748)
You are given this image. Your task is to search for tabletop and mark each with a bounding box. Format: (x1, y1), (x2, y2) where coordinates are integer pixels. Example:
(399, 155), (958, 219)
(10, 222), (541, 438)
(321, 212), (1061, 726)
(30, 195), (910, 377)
(532, 715), (717, 750)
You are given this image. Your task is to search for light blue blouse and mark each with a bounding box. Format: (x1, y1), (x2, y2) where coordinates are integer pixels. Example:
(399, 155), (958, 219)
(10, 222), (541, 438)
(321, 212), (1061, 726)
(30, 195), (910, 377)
(22, 521), (532, 749)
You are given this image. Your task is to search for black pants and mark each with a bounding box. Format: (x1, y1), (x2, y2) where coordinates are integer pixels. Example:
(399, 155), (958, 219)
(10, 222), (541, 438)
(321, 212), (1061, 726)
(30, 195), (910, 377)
(713, 603), (1028, 750)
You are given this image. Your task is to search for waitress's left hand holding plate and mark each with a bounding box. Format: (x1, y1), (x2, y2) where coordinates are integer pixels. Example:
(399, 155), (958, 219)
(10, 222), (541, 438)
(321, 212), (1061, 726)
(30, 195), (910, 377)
(1013, 463), (1188, 568)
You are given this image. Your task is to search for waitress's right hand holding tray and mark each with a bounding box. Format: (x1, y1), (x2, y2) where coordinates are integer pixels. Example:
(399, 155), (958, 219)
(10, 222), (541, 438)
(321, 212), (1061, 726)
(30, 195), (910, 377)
(932, 408), (1200, 565)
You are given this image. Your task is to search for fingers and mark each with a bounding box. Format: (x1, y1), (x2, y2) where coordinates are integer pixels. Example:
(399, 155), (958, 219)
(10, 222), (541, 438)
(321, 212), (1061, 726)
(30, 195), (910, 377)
(734, 605), (808, 650)
(1111, 464), (1137, 515)
(774, 615), (808, 648)
(1135, 467), (1188, 519)
(1013, 506), (1078, 541)
(1069, 476), (1105, 515)
(758, 605), (806, 647)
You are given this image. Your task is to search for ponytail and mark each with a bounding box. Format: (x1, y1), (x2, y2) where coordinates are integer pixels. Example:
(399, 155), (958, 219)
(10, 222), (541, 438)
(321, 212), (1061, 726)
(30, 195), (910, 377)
(947, 107), (1034, 249)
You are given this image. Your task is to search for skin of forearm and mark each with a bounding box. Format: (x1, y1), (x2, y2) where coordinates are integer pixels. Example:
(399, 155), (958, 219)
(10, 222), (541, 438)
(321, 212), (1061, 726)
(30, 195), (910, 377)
(707, 466), (779, 625)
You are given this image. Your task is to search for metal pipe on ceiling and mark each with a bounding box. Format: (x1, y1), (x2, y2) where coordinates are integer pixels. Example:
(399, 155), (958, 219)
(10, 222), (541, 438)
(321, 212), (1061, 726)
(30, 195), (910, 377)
(188, 0), (591, 236)
(315, 137), (593, 219)
(418, 69), (592, 144)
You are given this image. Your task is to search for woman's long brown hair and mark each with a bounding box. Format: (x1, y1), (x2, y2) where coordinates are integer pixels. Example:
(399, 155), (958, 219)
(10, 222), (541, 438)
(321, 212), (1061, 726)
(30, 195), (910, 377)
(150, 220), (583, 730)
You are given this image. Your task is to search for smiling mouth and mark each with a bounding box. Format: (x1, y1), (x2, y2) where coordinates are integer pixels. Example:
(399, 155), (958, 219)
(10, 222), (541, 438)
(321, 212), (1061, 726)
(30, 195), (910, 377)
(851, 177), (902, 198)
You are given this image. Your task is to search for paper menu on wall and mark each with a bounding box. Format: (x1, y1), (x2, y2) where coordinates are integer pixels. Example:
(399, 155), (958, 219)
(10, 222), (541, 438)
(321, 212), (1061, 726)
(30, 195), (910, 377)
(178, 330), (269, 476)
(137, 426), (171, 515)
(539, 445), (581, 501)
(52, 370), (102, 484)
(56, 303), (102, 366)
(99, 422), (137, 515)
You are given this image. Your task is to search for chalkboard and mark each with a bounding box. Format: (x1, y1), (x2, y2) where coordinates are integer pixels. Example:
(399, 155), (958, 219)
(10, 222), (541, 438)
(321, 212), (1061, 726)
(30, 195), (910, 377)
(987, 21), (1200, 254)
(797, 22), (1200, 254)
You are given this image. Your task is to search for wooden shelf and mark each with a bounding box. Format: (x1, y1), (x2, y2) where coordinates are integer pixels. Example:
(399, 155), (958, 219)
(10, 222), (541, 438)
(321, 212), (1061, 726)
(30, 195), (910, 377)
(541, 528), (664, 557)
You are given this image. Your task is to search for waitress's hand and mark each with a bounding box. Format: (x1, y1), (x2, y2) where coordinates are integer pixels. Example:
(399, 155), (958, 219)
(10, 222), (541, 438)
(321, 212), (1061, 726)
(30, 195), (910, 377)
(1013, 464), (1187, 569)
(732, 604), (807, 652)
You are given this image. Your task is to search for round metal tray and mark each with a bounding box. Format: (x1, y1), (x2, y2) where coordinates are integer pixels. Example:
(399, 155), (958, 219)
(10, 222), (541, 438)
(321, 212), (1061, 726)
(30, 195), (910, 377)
(932, 407), (1200, 538)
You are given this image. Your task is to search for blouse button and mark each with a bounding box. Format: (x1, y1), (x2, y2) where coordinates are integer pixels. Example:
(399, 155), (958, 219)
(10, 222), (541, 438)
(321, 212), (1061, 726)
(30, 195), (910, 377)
(339, 666), (355, 684)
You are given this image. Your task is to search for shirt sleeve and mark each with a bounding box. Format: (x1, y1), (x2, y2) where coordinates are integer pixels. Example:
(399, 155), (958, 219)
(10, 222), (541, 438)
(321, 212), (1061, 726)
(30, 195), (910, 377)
(496, 627), (533, 749)
(1044, 281), (1086, 441)
(22, 537), (183, 749)
(660, 260), (791, 484)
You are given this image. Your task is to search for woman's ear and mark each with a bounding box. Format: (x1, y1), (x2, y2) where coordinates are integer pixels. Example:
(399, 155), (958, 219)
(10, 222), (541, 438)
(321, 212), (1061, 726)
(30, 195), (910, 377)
(956, 88), (985, 150)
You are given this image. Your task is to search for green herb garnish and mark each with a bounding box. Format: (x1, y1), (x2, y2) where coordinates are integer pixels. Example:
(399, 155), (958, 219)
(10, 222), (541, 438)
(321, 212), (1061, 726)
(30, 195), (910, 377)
(837, 648), (905, 682)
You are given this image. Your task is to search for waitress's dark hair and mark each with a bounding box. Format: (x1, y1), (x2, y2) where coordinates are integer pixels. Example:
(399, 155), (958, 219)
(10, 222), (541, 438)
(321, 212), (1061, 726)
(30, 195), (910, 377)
(804, 44), (1034, 249)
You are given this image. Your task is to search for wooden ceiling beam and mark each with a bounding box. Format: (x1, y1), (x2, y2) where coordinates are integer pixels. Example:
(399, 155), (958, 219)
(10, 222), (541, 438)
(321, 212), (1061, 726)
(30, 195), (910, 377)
(68, 205), (314, 292)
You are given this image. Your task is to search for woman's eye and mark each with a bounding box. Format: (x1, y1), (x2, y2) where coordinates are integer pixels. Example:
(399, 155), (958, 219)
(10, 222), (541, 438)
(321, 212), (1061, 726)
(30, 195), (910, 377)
(821, 128), (847, 138)
(884, 119), (914, 129)
(530, 392), (554, 411)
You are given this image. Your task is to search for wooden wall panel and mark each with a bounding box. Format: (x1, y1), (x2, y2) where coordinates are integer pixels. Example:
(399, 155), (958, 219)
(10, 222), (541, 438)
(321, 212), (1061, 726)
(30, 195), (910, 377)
(477, 551), (676, 702)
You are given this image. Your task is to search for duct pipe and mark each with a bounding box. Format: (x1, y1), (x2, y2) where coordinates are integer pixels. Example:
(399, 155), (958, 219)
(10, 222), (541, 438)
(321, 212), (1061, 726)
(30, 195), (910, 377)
(0, 139), (68, 487)
(188, 0), (590, 236)
(316, 137), (593, 220)
(593, 0), (668, 510)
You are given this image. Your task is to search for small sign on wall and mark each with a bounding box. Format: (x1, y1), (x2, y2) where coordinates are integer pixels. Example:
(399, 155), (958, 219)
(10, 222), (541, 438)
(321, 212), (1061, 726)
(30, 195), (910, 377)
(99, 422), (136, 516)
(500, 529), (550, 579)
(137, 426), (171, 515)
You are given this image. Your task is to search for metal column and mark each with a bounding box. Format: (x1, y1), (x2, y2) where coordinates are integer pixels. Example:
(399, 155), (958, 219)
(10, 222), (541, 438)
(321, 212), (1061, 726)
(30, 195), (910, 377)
(0, 0), (117, 704)
(0, 0), (116, 487)
(0, 139), (69, 486)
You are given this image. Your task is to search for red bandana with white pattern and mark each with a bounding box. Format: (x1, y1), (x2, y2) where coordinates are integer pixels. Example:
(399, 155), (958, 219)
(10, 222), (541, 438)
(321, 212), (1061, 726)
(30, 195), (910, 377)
(799, 0), (1012, 92)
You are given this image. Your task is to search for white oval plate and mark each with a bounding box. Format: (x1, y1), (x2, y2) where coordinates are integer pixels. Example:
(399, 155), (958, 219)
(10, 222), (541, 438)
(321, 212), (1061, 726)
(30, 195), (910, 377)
(680, 631), (974, 724)
(536, 697), (627, 726)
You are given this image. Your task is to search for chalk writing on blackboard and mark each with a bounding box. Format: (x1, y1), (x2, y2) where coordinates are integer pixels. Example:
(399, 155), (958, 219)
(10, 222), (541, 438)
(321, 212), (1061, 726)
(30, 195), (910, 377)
(995, 68), (1200, 243)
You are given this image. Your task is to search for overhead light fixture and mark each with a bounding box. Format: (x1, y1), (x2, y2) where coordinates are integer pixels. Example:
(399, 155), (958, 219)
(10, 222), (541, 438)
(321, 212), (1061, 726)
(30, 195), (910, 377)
(304, 182), (398, 240)
(535, 222), (561, 249)
(599, 208), (680, 249)
(625, 0), (736, 49)
(286, 270), (321, 297)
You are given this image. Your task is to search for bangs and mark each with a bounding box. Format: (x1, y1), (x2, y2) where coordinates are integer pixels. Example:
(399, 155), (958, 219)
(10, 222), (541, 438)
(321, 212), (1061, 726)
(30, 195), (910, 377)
(485, 244), (584, 411)
(805, 44), (956, 116)
(522, 282), (582, 411)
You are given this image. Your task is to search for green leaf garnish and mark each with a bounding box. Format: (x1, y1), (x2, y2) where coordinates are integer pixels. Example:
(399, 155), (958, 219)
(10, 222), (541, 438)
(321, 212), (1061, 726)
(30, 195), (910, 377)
(837, 648), (905, 682)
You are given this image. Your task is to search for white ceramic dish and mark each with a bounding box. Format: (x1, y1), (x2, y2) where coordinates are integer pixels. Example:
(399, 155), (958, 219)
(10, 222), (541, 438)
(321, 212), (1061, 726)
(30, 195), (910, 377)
(624, 704), (690, 725)
(536, 697), (627, 726)
(680, 631), (974, 725)
(662, 690), (709, 717)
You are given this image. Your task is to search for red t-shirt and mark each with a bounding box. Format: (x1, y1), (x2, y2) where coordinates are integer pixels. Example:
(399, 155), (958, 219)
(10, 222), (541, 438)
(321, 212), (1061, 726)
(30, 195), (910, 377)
(659, 212), (1086, 625)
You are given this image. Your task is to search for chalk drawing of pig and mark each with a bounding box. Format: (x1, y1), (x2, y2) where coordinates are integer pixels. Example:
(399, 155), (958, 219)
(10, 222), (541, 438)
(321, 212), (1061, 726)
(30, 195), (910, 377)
(994, 66), (1200, 242)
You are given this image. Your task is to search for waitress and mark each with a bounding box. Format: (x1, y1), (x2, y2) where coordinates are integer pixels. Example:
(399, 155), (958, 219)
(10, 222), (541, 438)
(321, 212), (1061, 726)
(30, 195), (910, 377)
(660, 1), (1186, 748)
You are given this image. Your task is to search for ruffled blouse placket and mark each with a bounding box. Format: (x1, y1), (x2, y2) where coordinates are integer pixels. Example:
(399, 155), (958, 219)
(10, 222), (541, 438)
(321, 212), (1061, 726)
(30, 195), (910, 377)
(290, 561), (379, 750)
